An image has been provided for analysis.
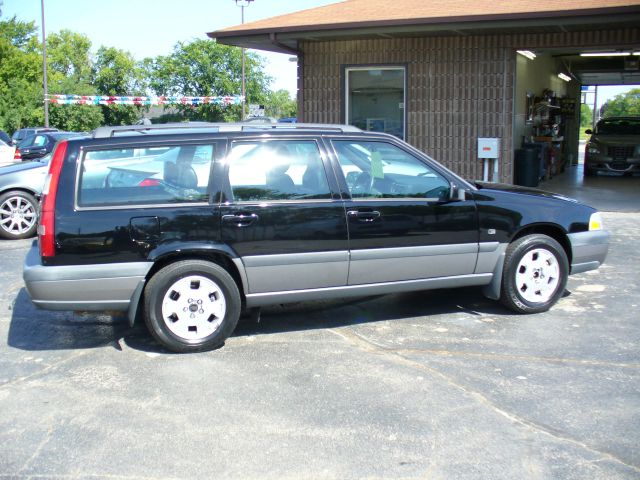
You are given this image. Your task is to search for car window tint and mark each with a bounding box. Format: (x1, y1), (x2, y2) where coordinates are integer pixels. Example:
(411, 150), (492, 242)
(78, 144), (215, 207)
(332, 140), (450, 200)
(18, 135), (35, 147)
(33, 135), (47, 146)
(227, 140), (330, 202)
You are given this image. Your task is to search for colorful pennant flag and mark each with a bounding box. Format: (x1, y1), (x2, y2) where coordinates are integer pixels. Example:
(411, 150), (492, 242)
(45, 95), (244, 106)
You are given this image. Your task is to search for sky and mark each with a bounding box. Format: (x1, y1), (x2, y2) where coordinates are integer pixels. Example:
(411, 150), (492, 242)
(1, 0), (340, 96)
(1, 0), (638, 104)
(589, 85), (639, 111)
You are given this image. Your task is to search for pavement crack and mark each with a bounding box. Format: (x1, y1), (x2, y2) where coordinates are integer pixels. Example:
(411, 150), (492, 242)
(395, 348), (640, 369)
(0, 350), (91, 390)
(17, 424), (54, 474)
(328, 330), (639, 369)
(330, 326), (640, 475)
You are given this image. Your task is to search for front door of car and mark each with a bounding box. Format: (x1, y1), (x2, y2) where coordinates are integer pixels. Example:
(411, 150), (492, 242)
(219, 138), (349, 294)
(329, 139), (479, 285)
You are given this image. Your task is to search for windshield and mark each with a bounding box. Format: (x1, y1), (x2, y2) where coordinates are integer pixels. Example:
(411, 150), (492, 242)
(595, 118), (640, 135)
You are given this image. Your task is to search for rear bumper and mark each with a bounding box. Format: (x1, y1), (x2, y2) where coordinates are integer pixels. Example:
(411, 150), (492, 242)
(568, 230), (610, 275)
(23, 243), (151, 311)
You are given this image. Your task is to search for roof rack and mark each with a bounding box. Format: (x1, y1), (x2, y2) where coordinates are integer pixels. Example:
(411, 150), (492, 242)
(92, 122), (362, 138)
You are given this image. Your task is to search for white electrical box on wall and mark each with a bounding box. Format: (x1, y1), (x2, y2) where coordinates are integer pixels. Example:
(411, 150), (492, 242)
(477, 138), (500, 159)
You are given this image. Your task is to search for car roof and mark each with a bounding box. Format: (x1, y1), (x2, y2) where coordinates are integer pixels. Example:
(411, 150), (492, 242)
(92, 122), (364, 139)
(49, 131), (83, 139)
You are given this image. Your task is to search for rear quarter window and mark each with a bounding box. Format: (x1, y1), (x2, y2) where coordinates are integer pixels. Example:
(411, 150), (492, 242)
(77, 144), (215, 207)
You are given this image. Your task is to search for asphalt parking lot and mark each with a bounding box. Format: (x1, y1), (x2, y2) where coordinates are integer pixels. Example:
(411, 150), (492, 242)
(1, 170), (639, 479)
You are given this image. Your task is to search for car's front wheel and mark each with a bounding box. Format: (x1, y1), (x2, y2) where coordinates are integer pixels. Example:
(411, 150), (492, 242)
(500, 234), (568, 314)
(144, 260), (241, 352)
(0, 190), (39, 240)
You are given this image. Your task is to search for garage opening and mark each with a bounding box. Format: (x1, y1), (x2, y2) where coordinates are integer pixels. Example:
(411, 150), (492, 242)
(513, 46), (640, 206)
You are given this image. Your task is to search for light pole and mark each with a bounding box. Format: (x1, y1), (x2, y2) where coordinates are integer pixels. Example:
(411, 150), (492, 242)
(41, 0), (49, 127)
(234, 0), (254, 120)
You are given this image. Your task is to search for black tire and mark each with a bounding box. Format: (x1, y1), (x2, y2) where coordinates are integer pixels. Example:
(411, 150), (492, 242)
(144, 260), (241, 352)
(500, 234), (568, 314)
(583, 167), (595, 178)
(0, 190), (39, 240)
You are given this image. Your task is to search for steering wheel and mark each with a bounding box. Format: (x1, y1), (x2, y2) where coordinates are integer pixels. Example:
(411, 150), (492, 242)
(353, 171), (374, 195)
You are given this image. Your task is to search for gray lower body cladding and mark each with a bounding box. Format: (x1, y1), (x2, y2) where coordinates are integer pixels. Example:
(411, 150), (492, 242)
(22, 233), (609, 313)
(568, 230), (610, 274)
(23, 244), (151, 311)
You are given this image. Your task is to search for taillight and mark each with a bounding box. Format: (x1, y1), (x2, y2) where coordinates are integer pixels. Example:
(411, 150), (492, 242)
(139, 178), (160, 187)
(39, 140), (67, 258)
(13, 149), (21, 161)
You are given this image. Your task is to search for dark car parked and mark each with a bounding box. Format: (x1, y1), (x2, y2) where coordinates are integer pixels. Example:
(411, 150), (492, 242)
(14, 131), (82, 161)
(11, 127), (58, 146)
(23, 123), (609, 353)
(0, 130), (11, 145)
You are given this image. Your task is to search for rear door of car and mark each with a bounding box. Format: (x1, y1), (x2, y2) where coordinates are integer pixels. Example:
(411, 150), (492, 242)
(55, 138), (225, 264)
(219, 136), (349, 294)
(327, 137), (479, 285)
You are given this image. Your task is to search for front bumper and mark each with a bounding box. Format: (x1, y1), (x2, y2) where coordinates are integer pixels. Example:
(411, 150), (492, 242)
(585, 155), (640, 174)
(23, 242), (152, 311)
(567, 230), (610, 275)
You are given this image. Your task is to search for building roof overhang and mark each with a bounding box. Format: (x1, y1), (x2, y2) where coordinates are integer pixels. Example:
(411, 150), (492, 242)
(208, 2), (640, 54)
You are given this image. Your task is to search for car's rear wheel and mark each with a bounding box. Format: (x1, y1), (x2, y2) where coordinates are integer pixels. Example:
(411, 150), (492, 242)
(500, 234), (568, 314)
(0, 191), (38, 240)
(144, 260), (241, 352)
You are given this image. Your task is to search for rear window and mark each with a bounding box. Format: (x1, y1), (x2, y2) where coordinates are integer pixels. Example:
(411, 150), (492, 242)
(77, 144), (215, 207)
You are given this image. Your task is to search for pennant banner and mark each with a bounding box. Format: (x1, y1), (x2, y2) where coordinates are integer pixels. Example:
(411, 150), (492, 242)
(45, 94), (244, 106)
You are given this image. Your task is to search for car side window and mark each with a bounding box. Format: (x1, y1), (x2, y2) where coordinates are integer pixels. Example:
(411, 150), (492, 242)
(78, 144), (215, 207)
(332, 140), (450, 200)
(227, 140), (331, 202)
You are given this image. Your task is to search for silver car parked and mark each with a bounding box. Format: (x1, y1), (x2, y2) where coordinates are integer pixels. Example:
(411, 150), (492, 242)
(0, 154), (50, 240)
(584, 116), (640, 177)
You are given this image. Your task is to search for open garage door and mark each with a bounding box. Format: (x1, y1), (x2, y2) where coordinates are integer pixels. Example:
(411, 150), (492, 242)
(514, 47), (639, 211)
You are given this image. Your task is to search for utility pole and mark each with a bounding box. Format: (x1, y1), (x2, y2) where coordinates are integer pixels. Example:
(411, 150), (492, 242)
(234, 0), (254, 120)
(41, 0), (49, 127)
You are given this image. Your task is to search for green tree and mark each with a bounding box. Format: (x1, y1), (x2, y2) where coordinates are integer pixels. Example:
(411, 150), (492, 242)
(93, 46), (146, 125)
(46, 30), (103, 131)
(146, 39), (272, 122)
(601, 88), (640, 117)
(580, 103), (593, 128)
(0, 17), (43, 132)
(265, 89), (297, 119)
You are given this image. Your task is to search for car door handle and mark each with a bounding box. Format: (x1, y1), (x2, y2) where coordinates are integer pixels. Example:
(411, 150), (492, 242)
(222, 213), (259, 227)
(347, 210), (381, 222)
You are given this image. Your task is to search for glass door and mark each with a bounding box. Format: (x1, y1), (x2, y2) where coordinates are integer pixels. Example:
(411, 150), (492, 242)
(345, 66), (406, 139)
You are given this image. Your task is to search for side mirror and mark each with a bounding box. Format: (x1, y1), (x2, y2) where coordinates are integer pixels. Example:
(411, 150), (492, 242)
(449, 185), (466, 202)
(585, 129), (593, 135)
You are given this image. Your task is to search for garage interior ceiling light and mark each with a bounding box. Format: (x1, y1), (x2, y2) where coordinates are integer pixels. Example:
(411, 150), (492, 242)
(580, 52), (636, 57)
(517, 50), (536, 60)
(557, 73), (572, 82)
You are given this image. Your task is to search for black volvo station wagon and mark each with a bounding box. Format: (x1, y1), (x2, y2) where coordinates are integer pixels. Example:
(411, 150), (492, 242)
(23, 123), (609, 352)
